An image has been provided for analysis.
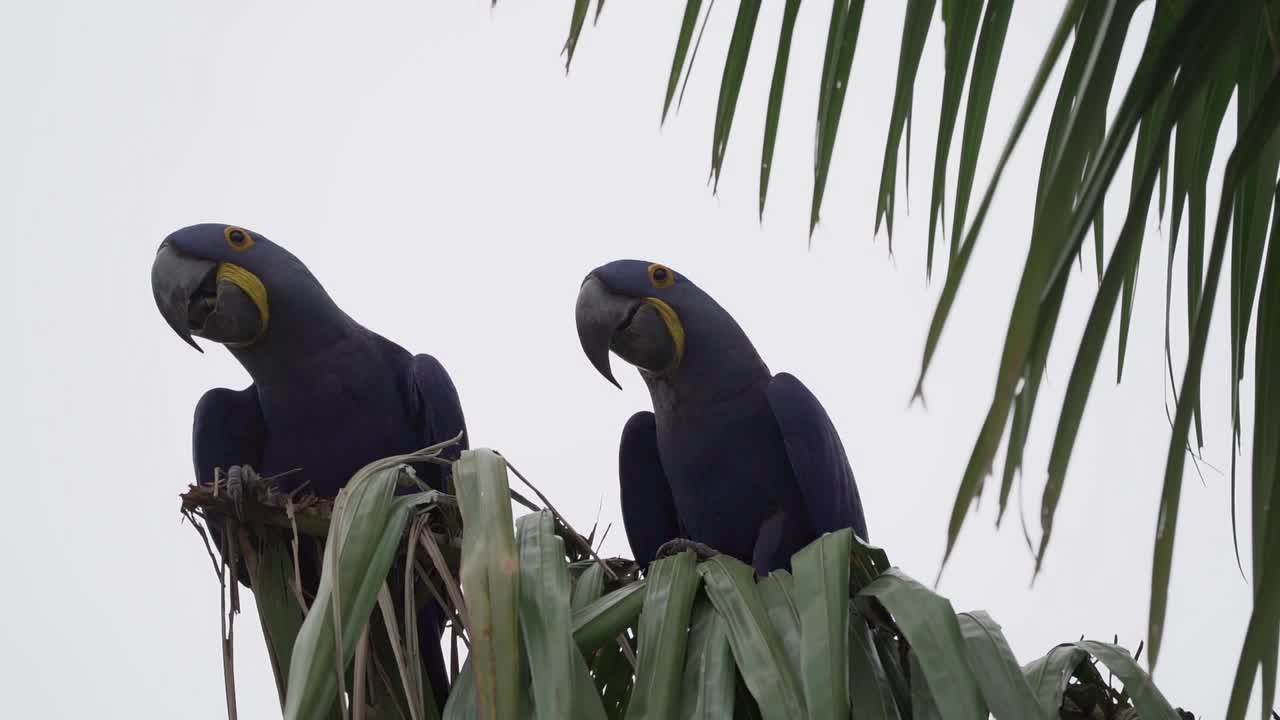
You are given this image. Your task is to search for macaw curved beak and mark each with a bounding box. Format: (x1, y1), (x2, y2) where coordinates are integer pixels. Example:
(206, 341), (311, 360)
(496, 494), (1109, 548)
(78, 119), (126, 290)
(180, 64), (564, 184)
(151, 240), (265, 351)
(575, 274), (682, 389)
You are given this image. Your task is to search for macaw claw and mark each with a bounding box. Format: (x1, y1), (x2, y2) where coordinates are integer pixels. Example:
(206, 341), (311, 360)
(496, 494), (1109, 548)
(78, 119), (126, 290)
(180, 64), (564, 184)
(655, 538), (720, 563)
(223, 464), (262, 519)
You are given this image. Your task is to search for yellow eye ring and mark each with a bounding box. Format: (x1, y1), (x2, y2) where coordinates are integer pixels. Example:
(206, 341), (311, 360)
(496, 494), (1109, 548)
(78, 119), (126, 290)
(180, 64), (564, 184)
(224, 226), (255, 252)
(648, 263), (675, 289)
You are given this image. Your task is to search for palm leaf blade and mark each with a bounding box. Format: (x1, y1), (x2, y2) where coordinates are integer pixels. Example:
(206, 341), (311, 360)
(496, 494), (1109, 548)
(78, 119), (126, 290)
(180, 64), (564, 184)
(875, 0), (936, 240)
(710, 0), (763, 190)
(858, 569), (986, 719)
(564, 0), (591, 72)
(249, 535), (308, 709)
(662, 1), (705, 123)
(926, 0), (983, 274)
(956, 611), (1040, 720)
(759, 0), (801, 217)
(810, 0), (867, 233)
(1076, 641), (1180, 719)
(1151, 43), (1280, 670)
(679, 597), (738, 720)
(1022, 644), (1088, 718)
(793, 529), (852, 719)
(846, 614), (902, 719)
(573, 581), (647, 654)
(283, 463), (439, 720)
(453, 450), (522, 720)
(949, 0), (1012, 266)
(626, 551), (702, 720)
(1228, 182), (1280, 720)
(756, 571), (804, 678)
(915, 0), (1082, 405)
(698, 555), (806, 720)
(573, 562), (608, 612)
(517, 511), (607, 720)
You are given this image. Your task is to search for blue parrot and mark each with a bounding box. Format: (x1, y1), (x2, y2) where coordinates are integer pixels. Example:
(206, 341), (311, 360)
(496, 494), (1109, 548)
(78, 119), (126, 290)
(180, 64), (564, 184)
(574, 260), (867, 575)
(151, 222), (465, 705)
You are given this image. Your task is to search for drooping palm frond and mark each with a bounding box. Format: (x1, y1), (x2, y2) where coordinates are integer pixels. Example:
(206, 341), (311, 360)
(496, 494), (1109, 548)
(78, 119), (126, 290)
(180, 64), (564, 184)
(552, 3), (1280, 715)
(181, 449), (1193, 719)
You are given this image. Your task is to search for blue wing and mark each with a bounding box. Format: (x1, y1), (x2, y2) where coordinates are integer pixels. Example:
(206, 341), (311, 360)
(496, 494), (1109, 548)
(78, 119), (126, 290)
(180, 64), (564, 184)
(193, 386), (265, 486)
(619, 411), (682, 568)
(766, 373), (868, 541)
(409, 353), (469, 492)
(192, 386), (266, 586)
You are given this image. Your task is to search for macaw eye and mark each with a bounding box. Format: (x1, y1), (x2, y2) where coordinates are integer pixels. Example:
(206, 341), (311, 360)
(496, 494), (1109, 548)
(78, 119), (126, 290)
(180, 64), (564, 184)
(648, 263), (674, 289)
(225, 226), (255, 252)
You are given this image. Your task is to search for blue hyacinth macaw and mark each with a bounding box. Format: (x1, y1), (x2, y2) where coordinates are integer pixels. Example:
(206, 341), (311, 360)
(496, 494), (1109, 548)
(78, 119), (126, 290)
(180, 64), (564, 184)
(574, 260), (867, 575)
(151, 223), (465, 705)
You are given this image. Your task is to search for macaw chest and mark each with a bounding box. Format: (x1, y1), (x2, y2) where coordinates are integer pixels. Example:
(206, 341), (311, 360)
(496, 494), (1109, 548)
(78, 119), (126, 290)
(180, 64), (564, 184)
(655, 400), (798, 557)
(259, 370), (420, 497)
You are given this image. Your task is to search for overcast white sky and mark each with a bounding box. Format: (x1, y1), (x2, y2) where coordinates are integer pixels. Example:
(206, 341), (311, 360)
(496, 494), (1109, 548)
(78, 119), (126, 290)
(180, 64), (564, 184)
(0, 1), (1267, 716)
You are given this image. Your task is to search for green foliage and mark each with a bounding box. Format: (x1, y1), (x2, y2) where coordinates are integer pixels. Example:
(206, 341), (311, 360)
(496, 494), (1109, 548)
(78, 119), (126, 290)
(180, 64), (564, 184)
(453, 450), (521, 719)
(281, 449), (447, 720)
(550, 3), (1280, 715)
(185, 448), (1190, 719)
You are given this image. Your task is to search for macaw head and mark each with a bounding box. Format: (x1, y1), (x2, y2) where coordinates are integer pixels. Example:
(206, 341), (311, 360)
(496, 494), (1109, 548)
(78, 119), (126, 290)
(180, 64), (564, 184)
(151, 223), (335, 353)
(574, 259), (766, 395)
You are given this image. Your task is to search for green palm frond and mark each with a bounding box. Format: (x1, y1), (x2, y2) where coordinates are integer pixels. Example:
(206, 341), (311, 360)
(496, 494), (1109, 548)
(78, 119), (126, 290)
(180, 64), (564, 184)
(181, 449), (1193, 720)
(551, 3), (1280, 715)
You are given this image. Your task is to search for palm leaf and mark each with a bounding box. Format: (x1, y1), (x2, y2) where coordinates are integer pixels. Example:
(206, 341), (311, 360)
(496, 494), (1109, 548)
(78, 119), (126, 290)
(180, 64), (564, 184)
(1040, 0), (1236, 576)
(516, 511), (607, 720)
(541, 12), (1280, 704)
(453, 450), (521, 719)
(698, 555), (806, 719)
(956, 611), (1040, 720)
(915, 0), (1084, 406)
(859, 569), (986, 719)
(1223, 176), (1280, 712)
(573, 581), (647, 654)
(1252, 174), (1280, 716)
(792, 529), (852, 719)
(1230, 184), (1280, 718)
(247, 533), (309, 710)
(544, 25), (1277, 693)
(925, 0), (983, 273)
(1022, 644), (1089, 717)
(758, 0), (801, 217)
(563, 0), (591, 72)
(1232, 21), (1280, 583)
(679, 596), (737, 719)
(182, 451), (1192, 719)
(710, 0), (762, 191)
(811, 0), (866, 233)
(875, 0), (936, 242)
(846, 612), (902, 719)
(662, 1), (705, 124)
(626, 551), (701, 720)
(756, 571), (803, 679)
(1076, 641), (1180, 719)
(282, 454), (444, 720)
(1152, 23), (1280, 675)
(949, 0), (1012, 267)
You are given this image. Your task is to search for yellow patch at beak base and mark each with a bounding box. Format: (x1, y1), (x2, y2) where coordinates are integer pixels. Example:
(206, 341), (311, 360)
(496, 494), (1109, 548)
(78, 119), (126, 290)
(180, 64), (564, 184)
(216, 262), (270, 341)
(643, 297), (684, 373)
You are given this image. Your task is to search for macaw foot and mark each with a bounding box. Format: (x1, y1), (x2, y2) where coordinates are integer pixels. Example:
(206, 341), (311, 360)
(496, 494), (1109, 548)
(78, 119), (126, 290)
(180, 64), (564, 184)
(223, 464), (262, 518)
(655, 538), (720, 563)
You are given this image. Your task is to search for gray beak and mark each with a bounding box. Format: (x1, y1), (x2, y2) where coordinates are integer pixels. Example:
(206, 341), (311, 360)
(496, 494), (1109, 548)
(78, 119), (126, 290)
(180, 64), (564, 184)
(575, 275), (631, 389)
(151, 240), (216, 352)
(575, 274), (678, 388)
(152, 240), (264, 351)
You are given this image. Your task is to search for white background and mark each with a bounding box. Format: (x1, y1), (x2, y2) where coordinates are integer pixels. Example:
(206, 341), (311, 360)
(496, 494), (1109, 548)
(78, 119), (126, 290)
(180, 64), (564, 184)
(0, 1), (1265, 716)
